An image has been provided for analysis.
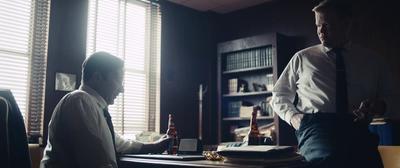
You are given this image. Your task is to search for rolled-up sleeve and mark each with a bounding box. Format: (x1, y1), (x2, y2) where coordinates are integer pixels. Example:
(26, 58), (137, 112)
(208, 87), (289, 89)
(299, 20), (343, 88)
(270, 54), (301, 125)
(115, 134), (143, 154)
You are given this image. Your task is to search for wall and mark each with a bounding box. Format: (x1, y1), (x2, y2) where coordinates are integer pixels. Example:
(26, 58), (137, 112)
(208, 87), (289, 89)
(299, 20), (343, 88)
(217, 0), (319, 49)
(158, 1), (218, 145)
(351, 0), (400, 120)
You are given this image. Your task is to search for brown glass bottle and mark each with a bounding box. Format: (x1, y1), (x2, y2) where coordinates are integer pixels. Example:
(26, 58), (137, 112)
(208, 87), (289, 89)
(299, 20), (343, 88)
(166, 114), (179, 154)
(247, 106), (261, 145)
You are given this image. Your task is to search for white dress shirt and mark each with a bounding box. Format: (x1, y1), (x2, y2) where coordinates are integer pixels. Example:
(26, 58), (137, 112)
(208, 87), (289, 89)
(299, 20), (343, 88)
(41, 84), (142, 168)
(271, 43), (396, 125)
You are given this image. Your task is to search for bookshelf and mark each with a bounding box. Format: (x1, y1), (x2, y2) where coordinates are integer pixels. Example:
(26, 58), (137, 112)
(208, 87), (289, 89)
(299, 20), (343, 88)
(217, 33), (297, 145)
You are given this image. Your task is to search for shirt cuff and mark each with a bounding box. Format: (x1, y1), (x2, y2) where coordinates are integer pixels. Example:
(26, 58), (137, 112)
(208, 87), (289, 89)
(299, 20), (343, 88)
(129, 141), (143, 153)
(284, 111), (299, 126)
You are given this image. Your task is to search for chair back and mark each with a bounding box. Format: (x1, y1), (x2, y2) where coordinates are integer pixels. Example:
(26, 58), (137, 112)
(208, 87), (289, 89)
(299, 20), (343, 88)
(0, 96), (10, 167)
(0, 89), (31, 168)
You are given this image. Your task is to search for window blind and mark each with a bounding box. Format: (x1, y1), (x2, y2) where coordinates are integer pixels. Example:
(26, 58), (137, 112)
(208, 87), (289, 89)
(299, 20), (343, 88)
(0, 0), (50, 137)
(86, 0), (161, 137)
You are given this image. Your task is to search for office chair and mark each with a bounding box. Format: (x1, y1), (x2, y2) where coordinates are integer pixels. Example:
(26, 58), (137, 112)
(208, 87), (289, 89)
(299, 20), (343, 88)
(0, 89), (31, 168)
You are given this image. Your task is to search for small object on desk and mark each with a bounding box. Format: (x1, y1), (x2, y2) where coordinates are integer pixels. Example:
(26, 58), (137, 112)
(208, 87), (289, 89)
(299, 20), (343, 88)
(178, 138), (203, 155)
(202, 151), (224, 161)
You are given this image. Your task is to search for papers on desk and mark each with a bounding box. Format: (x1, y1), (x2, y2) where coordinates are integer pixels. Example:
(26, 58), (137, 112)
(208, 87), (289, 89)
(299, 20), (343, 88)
(217, 145), (295, 157)
(218, 145), (292, 152)
(217, 145), (305, 166)
(123, 154), (205, 161)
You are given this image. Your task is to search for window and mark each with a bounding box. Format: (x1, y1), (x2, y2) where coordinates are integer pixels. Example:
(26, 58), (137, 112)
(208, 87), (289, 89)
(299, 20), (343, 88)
(86, 0), (161, 137)
(0, 0), (50, 137)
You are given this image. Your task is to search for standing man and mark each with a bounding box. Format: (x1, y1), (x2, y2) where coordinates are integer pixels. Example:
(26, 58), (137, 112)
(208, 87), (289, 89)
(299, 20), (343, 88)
(271, 0), (392, 167)
(41, 52), (170, 168)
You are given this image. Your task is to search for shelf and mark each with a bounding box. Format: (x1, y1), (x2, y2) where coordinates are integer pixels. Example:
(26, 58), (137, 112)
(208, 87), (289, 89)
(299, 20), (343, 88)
(223, 66), (272, 75)
(223, 116), (274, 121)
(223, 91), (272, 98)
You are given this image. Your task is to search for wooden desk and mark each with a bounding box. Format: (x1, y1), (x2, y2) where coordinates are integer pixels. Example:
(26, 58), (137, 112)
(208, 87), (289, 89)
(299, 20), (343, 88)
(118, 156), (307, 168)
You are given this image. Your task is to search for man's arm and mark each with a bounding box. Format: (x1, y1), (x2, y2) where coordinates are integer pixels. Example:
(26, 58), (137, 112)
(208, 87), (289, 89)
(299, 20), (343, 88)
(270, 54), (302, 129)
(116, 134), (171, 154)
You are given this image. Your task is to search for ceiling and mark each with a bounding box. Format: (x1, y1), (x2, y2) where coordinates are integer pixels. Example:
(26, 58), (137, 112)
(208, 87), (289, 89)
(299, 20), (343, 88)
(166, 0), (273, 14)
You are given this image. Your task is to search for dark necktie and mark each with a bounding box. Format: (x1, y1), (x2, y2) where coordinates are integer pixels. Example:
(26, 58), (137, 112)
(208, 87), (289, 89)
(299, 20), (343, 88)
(103, 108), (117, 158)
(334, 48), (348, 114)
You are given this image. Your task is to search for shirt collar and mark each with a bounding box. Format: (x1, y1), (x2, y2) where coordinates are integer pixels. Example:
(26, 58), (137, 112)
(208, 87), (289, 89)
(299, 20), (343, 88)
(79, 84), (108, 110)
(322, 41), (352, 54)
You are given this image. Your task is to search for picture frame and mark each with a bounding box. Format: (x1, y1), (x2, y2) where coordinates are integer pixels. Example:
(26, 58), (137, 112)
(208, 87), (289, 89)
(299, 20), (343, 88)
(55, 72), (76, 91)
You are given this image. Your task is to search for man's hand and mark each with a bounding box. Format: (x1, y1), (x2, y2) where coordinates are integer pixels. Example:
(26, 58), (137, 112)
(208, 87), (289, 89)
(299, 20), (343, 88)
(139, 134), (172, 154)
(353, 99), (386, 124)
(153, 134), (172, 153)
(290, 113), (304, 130)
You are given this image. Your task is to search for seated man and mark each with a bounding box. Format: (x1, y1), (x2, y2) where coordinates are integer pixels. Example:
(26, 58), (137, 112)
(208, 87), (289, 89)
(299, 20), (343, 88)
(41, 52), (171, 168)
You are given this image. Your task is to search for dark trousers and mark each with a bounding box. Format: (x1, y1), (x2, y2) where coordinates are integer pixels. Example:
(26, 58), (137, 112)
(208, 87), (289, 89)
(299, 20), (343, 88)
(295, 113), (383, 168)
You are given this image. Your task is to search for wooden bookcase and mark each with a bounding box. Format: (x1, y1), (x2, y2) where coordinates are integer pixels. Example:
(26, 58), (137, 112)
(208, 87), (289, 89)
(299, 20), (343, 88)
(217, 33), (297, 145)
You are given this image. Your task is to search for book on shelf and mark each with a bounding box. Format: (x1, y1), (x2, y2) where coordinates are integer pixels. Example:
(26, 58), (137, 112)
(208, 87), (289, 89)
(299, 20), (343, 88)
(259, 97), (274, 117)
(227, 101), (242, 117)
(265, 74), (274, 91)
(239, 105), (254, 118)
(268, 47), (272, 66)
(225, 47), (273, 72)
(227, 101), (253, 118)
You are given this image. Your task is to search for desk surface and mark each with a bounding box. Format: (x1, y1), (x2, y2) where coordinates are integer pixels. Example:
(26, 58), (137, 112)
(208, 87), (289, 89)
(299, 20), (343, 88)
(119, 156), (307, 168)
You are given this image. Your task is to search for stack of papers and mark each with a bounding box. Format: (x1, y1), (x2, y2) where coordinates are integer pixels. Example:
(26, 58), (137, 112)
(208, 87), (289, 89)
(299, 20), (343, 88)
(217, 145), (305, 166)
(217, 145), (295, 157)
(123, 154), (205, 161)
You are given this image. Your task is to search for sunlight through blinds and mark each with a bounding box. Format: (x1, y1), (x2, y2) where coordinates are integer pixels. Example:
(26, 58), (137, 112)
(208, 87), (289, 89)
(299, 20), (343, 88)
(0, 0), (50, 136)
(87, 0), (161, 137)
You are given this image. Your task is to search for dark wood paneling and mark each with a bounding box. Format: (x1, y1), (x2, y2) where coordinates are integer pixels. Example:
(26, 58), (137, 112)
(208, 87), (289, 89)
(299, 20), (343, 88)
(158, 1), (218, 144)
(43, 0), (88, 142)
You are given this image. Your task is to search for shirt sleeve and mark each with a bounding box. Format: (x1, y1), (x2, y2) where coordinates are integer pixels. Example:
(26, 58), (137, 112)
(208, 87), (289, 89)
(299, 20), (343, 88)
(115, 134), (143, 154)
(63, 94), (115, 168)
(270, 53), (301, 125)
